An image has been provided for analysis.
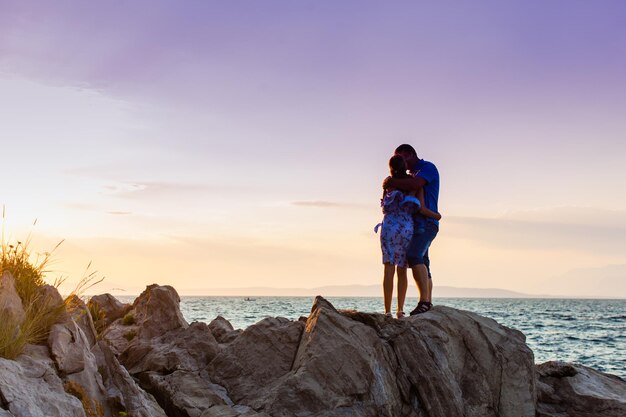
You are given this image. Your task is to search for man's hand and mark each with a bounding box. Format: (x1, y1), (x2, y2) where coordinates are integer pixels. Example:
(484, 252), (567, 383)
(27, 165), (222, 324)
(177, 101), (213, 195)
(383, 176), (426, 192)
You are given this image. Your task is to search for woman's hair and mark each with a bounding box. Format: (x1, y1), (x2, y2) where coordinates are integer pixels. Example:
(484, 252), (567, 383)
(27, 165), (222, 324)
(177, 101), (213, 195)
(389, 155), (409, 178)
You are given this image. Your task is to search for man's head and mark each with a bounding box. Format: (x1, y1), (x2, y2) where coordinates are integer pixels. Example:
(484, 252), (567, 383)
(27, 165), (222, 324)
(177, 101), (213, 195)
(394, 144), (418, 168)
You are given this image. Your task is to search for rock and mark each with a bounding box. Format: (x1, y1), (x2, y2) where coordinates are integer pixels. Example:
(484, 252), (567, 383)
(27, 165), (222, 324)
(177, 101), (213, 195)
(100, 318), (138, 356)
(65, 295), (98, 347)
(207, 317), (305, 405)
(48, 315), (108, 415)
(208, 316), (242, 344)
(536, 361), (626, 417)
(122, 321), (219, 375)
(139, 370), (230, 417)
(200, 405), (273, 417)
(0, 409), (15, 416)
(101, 284), (189, 356)
(0, 271), (25, 326)
(0, 344), (85, 417)
(404, 305), (536, 417)
(131, 284), (188, 338)
(34, 284), (66, 313)
(93, 341), (167, 417)
(87, 293), (132, 329)
(48, 317), (91, 375)
(245, 298), (405, 417)
(223, 296), (536, 417)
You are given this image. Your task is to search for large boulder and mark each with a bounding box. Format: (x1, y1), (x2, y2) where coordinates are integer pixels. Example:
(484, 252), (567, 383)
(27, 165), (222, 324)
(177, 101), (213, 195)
(207, 317), (305, 404)
(87, 293), (132, 329)
(101, 284), (188, 356)
(139, 370), (232, 417)
(48, 315), (108, 415)
(131, 284), (188, 338)
(208, 316), (242, 344)
(122, 322), (219, 375)
(0, 271), (25, 326)
(0, 345), (85, 417)
(224, 296), (536, 417)
(199, 405), (273, 417)
(65, 295), (98, 347)
(536, 361), (626, 417)
(92, 341), (167, 417)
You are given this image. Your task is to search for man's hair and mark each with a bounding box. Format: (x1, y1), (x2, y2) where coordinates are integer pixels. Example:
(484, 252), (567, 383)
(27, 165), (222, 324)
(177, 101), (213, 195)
(394, 144), (417, 157)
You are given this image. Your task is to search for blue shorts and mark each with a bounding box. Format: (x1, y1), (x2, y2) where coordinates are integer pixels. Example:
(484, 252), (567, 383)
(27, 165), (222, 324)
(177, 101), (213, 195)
(407, 221), (438, 278)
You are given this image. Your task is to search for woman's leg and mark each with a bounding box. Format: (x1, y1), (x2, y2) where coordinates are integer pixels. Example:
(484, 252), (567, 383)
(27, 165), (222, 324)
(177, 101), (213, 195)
(383, 263), (395, 314)
(396, 266), (408, 317)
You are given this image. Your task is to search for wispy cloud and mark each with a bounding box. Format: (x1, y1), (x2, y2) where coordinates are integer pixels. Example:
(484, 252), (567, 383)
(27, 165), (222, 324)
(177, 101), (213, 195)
(103, 181), (249, 200)
(291, 200), (366, 209)
(445, 207), (626, 255)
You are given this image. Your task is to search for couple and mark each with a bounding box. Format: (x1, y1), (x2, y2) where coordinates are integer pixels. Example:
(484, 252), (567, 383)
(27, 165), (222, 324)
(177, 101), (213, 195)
(377, 144), (440, 318)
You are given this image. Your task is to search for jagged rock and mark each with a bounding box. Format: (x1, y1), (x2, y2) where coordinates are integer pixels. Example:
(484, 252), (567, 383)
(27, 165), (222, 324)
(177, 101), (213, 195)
(122, 321), (219, 375)
(208, 316), (242, 344)
(101, 284), (188, 355)
(93, 341), (167, 417)
(207, 317), (305, 405)
(0, 345), (85, 417)
(0, 271), (25, 326)
(66, 295), (98, 347)
(132, 284), (188, 338)
(100, 318), (137, 356)
(536, 361), (626, 417)
(48, 314), (108, 415)
(49, 317), (91, 375)
(200, 405), (273, 417)
(139, 370), (231, 417)
(244, 298), (406, 417)
(34, 284), (66, 312)
(224, 296), (536, 417)
(87, 293), (132, 328)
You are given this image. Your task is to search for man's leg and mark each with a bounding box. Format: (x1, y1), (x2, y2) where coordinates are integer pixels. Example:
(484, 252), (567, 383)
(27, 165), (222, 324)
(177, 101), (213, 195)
(411, 264), (430, 303)
(424, 251), (433, 301)
(407, 223), (438, 315)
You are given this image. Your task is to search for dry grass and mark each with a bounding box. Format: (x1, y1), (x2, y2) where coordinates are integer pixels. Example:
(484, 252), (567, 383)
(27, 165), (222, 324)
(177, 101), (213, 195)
(88, 302), (108, 336)
(0, 209), (101, 359)
(64, 380), (105, 417)
(121, 312), (135, 326)
(123, 329), (137, 341)
(0, 237), (67, 358)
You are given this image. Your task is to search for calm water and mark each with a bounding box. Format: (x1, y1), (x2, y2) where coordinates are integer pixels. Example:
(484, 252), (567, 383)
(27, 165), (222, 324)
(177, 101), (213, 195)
(125, 296), (626, 379)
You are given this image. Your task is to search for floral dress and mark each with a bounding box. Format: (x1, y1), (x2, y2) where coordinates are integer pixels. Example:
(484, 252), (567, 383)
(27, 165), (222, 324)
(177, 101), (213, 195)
(375, 190), (420, 267)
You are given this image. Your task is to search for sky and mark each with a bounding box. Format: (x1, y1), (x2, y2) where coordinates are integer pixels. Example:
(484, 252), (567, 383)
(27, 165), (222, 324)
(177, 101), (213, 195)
(1, 0), (625, 297)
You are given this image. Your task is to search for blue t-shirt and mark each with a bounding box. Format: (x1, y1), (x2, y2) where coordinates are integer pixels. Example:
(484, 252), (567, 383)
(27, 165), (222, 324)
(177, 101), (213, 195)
(412, 159), (440, 226)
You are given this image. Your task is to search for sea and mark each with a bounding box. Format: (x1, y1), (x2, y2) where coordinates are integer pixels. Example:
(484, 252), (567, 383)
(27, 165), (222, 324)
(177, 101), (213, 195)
(123, 296), (626, 379)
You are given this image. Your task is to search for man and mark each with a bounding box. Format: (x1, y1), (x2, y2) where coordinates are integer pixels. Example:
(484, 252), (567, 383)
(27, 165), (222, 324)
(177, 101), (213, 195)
(383, 144), (440, 315)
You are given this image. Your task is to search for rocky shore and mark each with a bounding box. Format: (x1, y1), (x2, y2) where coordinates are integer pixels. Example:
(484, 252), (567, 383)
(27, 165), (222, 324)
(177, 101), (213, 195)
(0, 273), (624, 417)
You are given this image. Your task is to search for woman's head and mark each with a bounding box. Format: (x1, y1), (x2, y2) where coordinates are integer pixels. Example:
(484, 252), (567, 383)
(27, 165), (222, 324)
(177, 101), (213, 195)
(389, 154), (408, 178)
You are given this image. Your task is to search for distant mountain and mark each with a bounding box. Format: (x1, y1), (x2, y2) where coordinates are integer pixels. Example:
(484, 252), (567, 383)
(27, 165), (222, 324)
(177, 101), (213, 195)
(543, 264), (626, 298)
(182, 284), (537, 298)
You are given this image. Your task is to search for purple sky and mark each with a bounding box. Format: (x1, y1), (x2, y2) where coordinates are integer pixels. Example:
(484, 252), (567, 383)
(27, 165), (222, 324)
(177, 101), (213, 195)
(1, 1), (625, 296)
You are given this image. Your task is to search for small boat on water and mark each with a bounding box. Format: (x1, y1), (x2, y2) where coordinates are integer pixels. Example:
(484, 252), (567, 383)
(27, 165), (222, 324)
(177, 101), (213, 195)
(244, 297), (256, 301)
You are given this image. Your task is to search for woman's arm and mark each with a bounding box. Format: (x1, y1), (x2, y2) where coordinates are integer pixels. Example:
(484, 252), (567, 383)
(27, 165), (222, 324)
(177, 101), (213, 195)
(417, 188), (442, 220)
(382, 176), (426, 192)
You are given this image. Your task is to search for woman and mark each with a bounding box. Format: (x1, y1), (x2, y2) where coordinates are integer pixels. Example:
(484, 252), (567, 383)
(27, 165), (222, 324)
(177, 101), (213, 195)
(376, 155), (441, 318)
